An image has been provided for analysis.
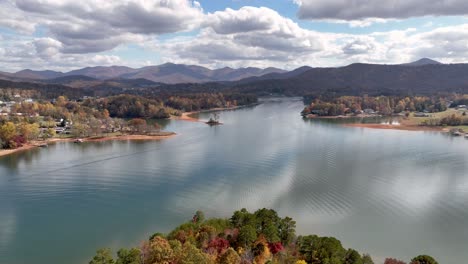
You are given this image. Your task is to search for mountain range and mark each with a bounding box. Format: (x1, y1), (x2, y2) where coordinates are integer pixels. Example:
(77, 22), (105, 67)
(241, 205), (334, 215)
(3, 58), (468, 96)
(230, 58), (468, 96)
(0, 63), (286, 84)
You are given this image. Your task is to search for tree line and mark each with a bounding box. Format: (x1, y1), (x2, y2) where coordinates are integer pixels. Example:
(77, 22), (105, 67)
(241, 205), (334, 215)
(89, 208), (438, 264)
(0, 92), (258, 150)
(0, 95), (165, 149)
(301, 95), (448, 117)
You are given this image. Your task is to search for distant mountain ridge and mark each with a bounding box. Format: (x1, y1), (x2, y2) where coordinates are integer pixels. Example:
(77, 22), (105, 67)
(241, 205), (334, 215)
(232, 60), (468, 96)
(236, 66), (313, 84)
(401, 58), (442, 66)
(2, 63), (286, 84)
(14, 69), (64, 80)
(4, 58), (468, 97)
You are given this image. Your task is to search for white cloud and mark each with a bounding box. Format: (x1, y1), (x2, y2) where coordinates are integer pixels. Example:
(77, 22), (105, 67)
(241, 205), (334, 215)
(296, 0), (468, 20)
(409, 24), (468, 62)
(155, 6), (326, 68)
(2, 2), (468, 71)
(9, 0), (203, 53)
(158, 12), (468, 69)
(205, 6), (292, 34)
(33, 37), (62, 59)
(342, 37), (376, 55)
(347, 18), (392, 28)
(0, 37), (124, 71)
(0, 0), (37, 33)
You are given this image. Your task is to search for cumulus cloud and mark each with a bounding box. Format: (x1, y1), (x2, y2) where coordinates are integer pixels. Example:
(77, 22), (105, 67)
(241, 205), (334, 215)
(410, 24), (468, 61)
(0, 0), (37, 33)
(205, 7), (290, 34)
(15, 0), (203, 33)
(296, 0), (468, 20)
(10, 0), (203, 53)
(0, 37), (124, 71)
(155, 6), (325, 68)
(342, 38), (376, 55)
(33, 38), (62, 59)
(2, 1), (468, 71)
(159, 17), (468, 69)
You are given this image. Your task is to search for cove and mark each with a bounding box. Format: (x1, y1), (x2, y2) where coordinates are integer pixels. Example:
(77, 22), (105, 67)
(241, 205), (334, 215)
(1, 98), (468, 264)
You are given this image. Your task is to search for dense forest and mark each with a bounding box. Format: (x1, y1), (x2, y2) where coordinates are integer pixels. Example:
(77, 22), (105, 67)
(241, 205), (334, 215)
(88, 208), (438, 264)
(82, 95), (177, 119)
(301, 95), (448, 117)
(0, 79), (93, 99)
(229, 63), (468, 97)
(300, 94), (468, 128)
(0, 78), (258, 105)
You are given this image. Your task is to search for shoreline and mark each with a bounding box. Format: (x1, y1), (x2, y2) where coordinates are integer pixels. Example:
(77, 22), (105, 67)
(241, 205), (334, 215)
(171, 104), (257, 122)
(304, 114), (382, 119)
(0, 132), (176, 158)
(171, 111), (201, 122)
(343, 123), (445, 132)
(305, 114), (450, 132)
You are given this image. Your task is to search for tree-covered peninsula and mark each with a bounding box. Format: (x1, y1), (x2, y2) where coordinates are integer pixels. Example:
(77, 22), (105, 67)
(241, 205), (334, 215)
(89, 208), (437, 264)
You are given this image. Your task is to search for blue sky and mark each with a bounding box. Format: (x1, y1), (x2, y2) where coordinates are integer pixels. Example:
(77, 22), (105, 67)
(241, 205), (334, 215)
(1, 0), (468, 72)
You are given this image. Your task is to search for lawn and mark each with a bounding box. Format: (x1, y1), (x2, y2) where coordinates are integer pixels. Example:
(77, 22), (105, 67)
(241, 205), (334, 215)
(403, 108), (467, 126)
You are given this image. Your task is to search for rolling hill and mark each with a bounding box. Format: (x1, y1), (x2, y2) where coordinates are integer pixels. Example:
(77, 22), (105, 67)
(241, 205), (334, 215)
(1, 63), (286, 84)
(401, 58), (442, 67)
(232, 62), (468, 96)
(3, 58), (468, 97)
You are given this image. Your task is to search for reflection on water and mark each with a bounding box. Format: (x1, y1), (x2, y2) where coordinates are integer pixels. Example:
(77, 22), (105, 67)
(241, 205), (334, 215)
(1, 98), (468, 264)
(380, 119), (401, 125)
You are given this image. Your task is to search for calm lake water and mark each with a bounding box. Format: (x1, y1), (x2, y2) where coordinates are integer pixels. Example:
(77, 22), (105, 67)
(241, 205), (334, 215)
(1, 98), (468, 264)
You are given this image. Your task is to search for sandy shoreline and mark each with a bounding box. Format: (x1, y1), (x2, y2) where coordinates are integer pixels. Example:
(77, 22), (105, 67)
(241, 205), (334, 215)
(304, 114), (381, 119)
(171, 105), (253, 123)
(81, 133), (176, 142)
(171, 112), (201, 122)
(305, 114), (448, 132)
(343, 123), (445, 132)
(0, 144), (39, 157)
(0, 133), (176, 158)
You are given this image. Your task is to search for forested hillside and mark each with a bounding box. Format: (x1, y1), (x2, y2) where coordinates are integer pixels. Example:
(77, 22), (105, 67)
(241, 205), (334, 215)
(89, 208), (438, 264)
(231, 63), (468, 96)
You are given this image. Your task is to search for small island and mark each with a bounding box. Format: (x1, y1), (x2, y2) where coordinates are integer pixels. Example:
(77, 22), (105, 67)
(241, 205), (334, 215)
(206, 112), (222, 126)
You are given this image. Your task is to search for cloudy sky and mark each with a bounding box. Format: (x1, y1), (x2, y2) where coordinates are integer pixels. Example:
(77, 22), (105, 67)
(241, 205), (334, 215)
(1, 0), (468, 72)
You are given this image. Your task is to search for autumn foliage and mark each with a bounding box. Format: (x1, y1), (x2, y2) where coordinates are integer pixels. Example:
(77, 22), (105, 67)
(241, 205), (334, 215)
(89, 208), (438, 264)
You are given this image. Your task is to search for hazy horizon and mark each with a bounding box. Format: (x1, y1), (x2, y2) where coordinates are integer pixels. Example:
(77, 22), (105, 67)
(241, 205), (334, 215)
(1, 0), (468, 72)
(0, 57), (449, 74)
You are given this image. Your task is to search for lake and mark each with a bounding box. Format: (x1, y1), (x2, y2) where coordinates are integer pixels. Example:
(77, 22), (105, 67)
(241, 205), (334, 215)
(1, 98), (468, 264)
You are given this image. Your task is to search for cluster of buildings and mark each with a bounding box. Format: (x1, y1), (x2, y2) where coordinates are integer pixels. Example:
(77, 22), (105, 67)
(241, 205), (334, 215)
(0, 95), (35, 115)
(0, 101), (17, 115)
